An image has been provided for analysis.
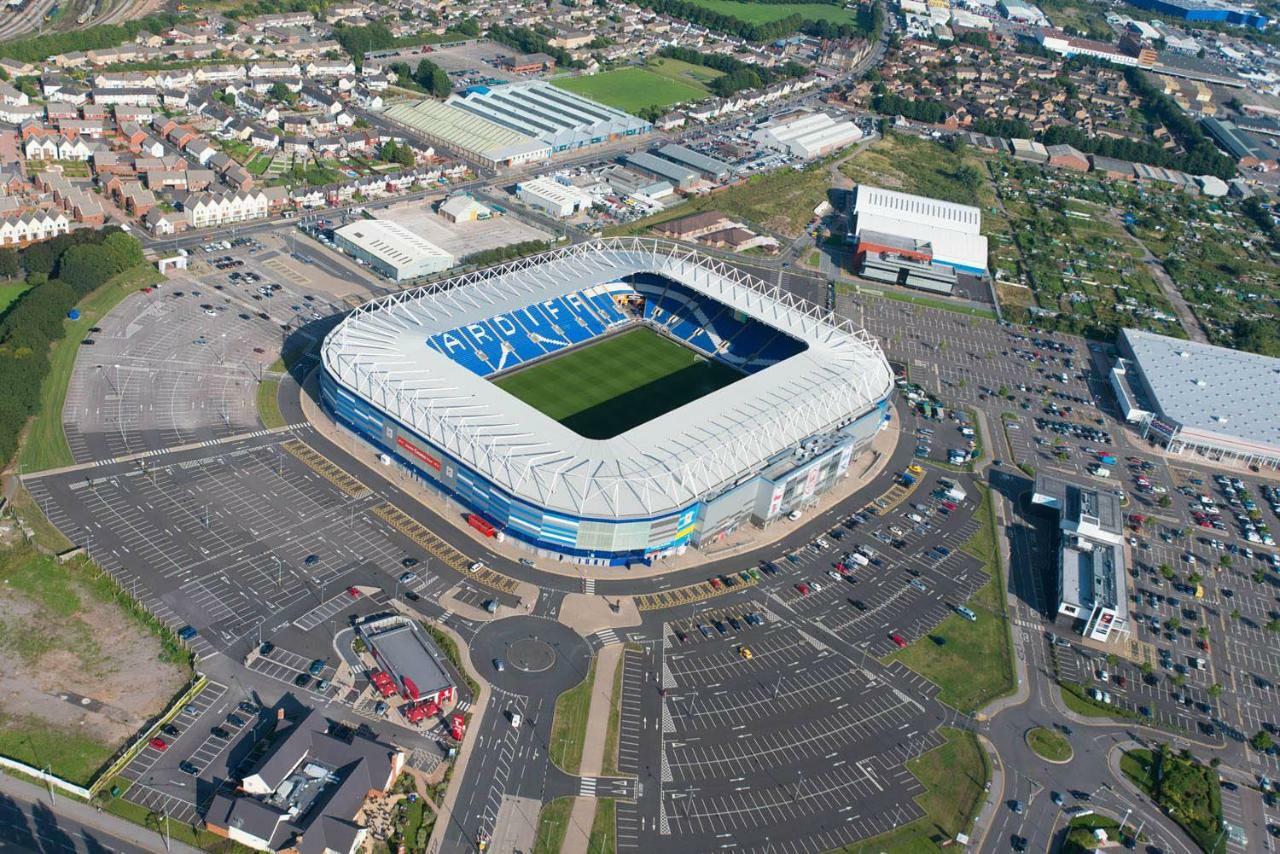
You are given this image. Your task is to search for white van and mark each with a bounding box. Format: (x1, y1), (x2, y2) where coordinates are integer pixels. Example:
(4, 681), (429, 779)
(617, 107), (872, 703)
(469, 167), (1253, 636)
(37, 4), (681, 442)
(510, 711), (522, 728)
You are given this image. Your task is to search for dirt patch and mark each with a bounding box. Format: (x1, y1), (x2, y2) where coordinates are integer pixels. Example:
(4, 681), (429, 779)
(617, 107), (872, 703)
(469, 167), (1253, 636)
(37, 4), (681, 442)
(0, 545), (188, 775)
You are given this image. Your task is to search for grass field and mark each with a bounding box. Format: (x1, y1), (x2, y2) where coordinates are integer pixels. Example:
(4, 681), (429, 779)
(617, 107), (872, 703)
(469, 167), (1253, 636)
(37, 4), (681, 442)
(1025, 726), (1073, 761)
(885, 486), (1014, 712)
(494, 328), (743, 440)
(19, 264), (163, 473)
(589, 799), (617, 854)
(646, 57), (724, 92)
(683, 0), (859, 24)
(0, 281), (31, 317)
(549, 658), (596, 774)
(552, 68), (704, 114)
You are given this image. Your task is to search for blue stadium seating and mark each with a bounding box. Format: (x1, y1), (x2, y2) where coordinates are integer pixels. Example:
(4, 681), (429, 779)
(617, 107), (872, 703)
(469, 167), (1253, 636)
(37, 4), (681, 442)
(426, 275), (805, 379)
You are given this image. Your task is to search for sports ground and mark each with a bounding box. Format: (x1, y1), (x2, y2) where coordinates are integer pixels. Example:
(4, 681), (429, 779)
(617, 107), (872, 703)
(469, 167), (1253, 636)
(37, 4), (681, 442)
(492, 327), (743, 439)
(551, 68), (704, 114)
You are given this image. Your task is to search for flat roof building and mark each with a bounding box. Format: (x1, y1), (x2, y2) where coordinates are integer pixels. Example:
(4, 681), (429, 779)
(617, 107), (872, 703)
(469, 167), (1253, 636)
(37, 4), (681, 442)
(655, 143), (732, 180)
(1111, 328), (1280, 469)
(516, 175), (593, 217)
(1033, 474), (1129, 643)
(625, 151), (699, 189)
(849, 184), (988, 275)
(355, 614), (456, 706)
(448, 81), (651, 154)
(382, 98), (550, 170)
(334, 219), (453, 281)
(751, 111), (863, 160)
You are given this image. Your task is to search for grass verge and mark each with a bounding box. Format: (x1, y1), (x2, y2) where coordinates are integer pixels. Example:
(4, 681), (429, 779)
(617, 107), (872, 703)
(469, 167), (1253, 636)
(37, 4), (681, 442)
(5, 484), (74, 552)
(532, 796), (576, 854)
(549, 657), (597, 774)
(420, 622), (480, 703)
(1025, 726), (1073, 761)
(255, 379), (285, 429)
(601, 646), (634, 777)
(588, 798), (616, 854)
(831, 727), (988, 852)
(1120, 748), (1224, 854)
(885, 485), (1014, 712)
(19, 264), (163, 472)
(862, 285), (998, 320)
(103, 781), (252, 853)
(1059, 682), (1142, 722)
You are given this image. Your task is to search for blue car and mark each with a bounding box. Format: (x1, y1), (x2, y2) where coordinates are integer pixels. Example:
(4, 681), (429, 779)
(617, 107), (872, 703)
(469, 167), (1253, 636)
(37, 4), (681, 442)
(178, 625), (198, 640)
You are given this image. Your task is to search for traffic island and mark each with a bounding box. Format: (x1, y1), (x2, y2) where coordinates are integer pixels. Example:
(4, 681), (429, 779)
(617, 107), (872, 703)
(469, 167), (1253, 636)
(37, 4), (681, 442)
(1025, 726), (1073, 763)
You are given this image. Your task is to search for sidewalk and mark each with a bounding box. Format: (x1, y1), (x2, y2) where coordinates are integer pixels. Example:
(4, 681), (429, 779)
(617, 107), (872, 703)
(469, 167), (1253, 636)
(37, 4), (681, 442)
(562, 644), (627, 854)
(0, 771), (203, 854)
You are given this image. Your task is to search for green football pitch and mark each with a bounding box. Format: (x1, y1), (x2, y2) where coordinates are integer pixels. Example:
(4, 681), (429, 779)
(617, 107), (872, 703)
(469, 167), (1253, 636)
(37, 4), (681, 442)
(492, 327), (743, 439)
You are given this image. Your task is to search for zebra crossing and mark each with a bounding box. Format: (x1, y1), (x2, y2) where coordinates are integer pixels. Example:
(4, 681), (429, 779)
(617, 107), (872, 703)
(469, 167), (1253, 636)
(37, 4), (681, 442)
(582, 577), (596, 594)
(589, 628), (622, 647)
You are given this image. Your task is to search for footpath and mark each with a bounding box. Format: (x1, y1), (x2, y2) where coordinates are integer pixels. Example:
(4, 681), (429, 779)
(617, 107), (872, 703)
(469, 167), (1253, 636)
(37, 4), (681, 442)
(0, 771), (203, 854)
(562, 643), (628, 854)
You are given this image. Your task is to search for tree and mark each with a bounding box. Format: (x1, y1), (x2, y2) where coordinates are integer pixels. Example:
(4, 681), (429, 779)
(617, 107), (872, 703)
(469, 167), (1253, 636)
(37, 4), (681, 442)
(1254, 568), (1269, 584)
(1208, 682), (1223, 698)
(1267, 618), (1280, 633)
(1251, 730), (1275, 752)
(1187, 572), (1203, 586)
(1160, 563), (1175, 580)
(1166, 617), (1181, 633)
(1158, 495), (1172, 509)
(1196, 626), (1209, 641)
(269, 81), (297, 104)
(413, 59), (451, 97)
(1230, 608), (1241, 621)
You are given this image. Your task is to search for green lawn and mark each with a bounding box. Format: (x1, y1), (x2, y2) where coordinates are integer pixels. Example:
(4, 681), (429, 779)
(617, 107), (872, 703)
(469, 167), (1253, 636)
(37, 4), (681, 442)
(832, 727), (988, 852)
(19, 264), (162, 472)
(588, 799), (617, 854)
(255, 379), (285, 429)
(1026, 726), (1073, 762)
(552, 68), (704, 114)
(683, 0), (859, 24)
(0, 281), (31, 316)
(533, 796), (575, 854)
(494, 328), (743, 440)
(885, 485), (1015, 712)
(601, 648), (631, 777)
(549, 658), (596, 774)
(646, 57), (724, 91)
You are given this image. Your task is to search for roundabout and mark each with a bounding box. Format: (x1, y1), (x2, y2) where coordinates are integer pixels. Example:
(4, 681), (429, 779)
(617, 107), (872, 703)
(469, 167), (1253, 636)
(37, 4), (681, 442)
(468, 615), (592, 698)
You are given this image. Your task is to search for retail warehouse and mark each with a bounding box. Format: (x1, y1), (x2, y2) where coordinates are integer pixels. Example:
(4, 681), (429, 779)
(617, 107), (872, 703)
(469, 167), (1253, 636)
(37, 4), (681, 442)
(334, 219), (454, 281)
(848, 184), (989, 278)
(382, 99), (550, 170)
(1110, 328), (1280, 469)
(448, 81), (652, 153)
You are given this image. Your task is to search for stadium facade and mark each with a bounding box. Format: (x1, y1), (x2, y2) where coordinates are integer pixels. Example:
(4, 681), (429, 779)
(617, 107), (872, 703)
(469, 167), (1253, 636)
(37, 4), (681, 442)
(321, 239), (895, 566)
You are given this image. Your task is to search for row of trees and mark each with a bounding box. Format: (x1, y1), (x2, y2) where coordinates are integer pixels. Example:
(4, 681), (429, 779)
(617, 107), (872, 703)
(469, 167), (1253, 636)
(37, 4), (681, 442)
(0, 11), (186, 64)
(460, 240), (552, 268)
(377, 140), (416, 167)
(384, 59), (451, 96)
(1123, 67), (1236, 180)
(635, 0), (874, 43)
(871, 91), (949, 125)
(655, 46), (807, 98)
(0, 230), (147, 466)
(487, 25), (586, 69)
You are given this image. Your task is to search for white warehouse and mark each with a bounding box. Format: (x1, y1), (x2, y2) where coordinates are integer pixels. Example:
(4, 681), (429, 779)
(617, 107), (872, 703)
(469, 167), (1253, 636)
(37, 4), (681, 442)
(333, 219), (454, 281)
(751, 112), (864, 160)
(516, 176), (593, 218)
(850, 185), (989, 276)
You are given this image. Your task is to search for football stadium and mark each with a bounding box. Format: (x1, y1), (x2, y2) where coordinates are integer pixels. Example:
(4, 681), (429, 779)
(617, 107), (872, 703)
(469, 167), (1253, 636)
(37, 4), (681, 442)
(320, 238), (895, 565)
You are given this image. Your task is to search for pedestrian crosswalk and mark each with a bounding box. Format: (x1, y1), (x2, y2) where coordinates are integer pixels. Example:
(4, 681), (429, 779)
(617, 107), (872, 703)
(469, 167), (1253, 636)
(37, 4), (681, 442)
(579, 777), (597, 796)
(590, 628), (621, 647)
(582, 577), (596, 594)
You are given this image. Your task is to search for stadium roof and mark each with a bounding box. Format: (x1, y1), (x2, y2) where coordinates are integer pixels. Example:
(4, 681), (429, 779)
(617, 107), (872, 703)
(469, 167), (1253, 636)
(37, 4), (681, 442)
(323, 238), (893, 520)
(1120, 328), (1280, 453)
(381, 98), (549, 163)
(852, 184), (988, 273)
(448, 81), (650, 151)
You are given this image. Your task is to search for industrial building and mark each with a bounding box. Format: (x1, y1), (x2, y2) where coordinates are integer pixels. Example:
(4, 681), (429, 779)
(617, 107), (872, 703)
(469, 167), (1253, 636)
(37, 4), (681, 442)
(381, 98), (550, 170)
(333, 219), (454, 281)
(655, 143), (733, 181)
(625, 151), (700, 190)
(1123, 0), (1267, 28)
(447, 81), (651, 154)
(1033, 474), (1130, 643)
(516, 175), (594, 217)
(848, 184), (988, 276)
(596, 164), (674, 201)
(1201, 117), (1270, 165)
(1110, 328), (1280, 469)
(439, 194), (491, 223)
(750, 111), (863, 160)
